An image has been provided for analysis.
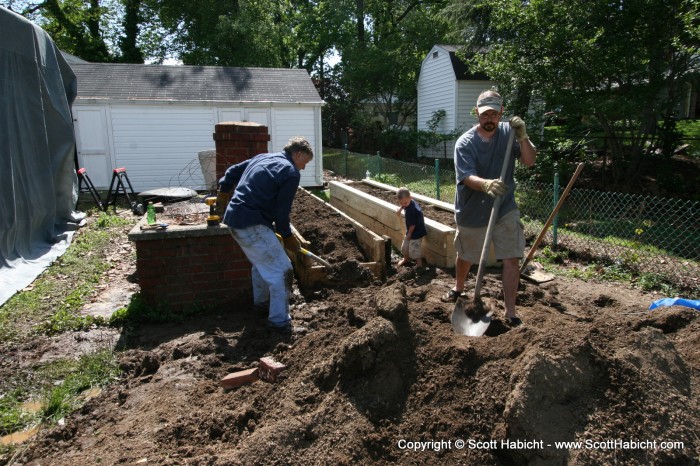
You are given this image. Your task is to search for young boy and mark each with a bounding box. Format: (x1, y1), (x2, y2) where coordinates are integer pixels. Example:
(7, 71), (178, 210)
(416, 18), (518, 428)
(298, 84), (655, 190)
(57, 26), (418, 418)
(396, 187), (428, 268)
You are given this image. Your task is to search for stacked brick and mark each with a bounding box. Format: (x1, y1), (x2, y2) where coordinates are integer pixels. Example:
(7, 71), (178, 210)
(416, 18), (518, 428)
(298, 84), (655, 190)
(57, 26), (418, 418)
(134, 232), (251, 311)
(130, 121), (272, 312)
(213, 121), (270, 181)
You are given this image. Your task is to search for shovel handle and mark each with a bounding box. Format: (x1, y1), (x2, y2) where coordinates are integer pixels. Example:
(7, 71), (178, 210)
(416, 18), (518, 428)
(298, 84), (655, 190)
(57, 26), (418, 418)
(520, 162), (585, 274)
(474, 129), (516, 300)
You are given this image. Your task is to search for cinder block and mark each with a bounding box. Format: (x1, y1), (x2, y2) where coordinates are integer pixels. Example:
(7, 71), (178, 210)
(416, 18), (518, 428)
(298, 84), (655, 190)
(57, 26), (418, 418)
(258, 357), (286, 382)
(220, 368), (259, 389)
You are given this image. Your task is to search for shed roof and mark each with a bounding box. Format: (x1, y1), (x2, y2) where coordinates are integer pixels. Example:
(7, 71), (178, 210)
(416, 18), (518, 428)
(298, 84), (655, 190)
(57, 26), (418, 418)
(434, 45), (489, 81)
(71, 63), (324, 104)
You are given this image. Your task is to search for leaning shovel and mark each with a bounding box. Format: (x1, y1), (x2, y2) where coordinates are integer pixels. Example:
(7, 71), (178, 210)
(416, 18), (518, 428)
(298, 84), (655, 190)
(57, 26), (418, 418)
(520, 162), (585, 283)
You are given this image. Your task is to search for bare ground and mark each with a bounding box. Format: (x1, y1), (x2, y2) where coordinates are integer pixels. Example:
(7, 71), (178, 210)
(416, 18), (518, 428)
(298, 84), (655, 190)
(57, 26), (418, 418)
(3, 185), (700, 466)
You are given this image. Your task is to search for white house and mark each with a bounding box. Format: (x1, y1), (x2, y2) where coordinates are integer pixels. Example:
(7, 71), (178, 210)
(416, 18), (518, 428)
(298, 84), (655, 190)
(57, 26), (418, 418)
(70, 63), (325, 190)
(417, 45), (494, 158)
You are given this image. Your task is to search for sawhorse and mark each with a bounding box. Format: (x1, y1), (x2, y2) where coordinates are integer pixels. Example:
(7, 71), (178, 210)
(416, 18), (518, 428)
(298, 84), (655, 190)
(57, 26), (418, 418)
(77, 167), (143, 215)
(77, 167), (106, 212)
(104, 168), (144, 215)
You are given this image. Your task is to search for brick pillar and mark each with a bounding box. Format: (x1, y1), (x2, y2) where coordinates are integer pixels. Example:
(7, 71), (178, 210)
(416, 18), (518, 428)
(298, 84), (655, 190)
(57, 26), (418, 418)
(214, 121), (271, 181)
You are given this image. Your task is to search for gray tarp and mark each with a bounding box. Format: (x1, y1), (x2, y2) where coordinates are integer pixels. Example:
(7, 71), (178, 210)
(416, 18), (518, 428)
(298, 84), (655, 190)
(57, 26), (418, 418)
(0, 7), (80, 306)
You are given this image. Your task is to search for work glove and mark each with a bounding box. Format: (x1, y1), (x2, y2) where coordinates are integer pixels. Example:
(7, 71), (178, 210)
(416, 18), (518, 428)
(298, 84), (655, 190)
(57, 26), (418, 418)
(282, 234), (301, 252)
(481, 179), (507, 198)
(215, 190), (232, 216)
(510, 116), (528, 141)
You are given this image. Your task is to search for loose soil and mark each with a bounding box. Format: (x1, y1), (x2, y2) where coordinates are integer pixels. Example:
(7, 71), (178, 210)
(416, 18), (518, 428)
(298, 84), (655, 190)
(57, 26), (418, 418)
(4, 178), (700, 465)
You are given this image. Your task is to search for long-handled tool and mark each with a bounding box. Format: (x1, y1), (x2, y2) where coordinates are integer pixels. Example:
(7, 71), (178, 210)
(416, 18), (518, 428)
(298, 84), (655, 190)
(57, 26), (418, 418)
(298, 246), (332, 268)
(452, 128), (516, 337)
(276, 233), (332, 268)
(520, 162), (585, 283)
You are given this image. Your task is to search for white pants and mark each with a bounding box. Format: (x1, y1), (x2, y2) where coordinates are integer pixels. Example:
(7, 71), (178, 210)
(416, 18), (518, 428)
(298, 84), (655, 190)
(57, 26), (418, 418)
(229, 225), (293, 326)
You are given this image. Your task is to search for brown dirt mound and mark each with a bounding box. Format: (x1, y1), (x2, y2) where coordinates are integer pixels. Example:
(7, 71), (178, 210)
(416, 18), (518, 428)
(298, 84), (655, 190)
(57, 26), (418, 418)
(10, 186), (700, 466)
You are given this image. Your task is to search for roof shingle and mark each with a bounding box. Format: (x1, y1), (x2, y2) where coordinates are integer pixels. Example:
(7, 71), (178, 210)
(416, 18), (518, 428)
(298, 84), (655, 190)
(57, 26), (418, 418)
(71, 63), (324, 104)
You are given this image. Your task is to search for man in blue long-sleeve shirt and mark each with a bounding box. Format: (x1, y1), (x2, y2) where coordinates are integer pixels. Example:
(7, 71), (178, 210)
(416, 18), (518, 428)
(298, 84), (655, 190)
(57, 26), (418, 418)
(217, 136), (314, 335)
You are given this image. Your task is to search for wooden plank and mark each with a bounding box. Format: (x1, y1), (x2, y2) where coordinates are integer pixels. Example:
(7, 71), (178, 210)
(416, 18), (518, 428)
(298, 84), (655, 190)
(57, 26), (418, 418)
(329, 181), (456, 267)
(361, 179), (455, 212)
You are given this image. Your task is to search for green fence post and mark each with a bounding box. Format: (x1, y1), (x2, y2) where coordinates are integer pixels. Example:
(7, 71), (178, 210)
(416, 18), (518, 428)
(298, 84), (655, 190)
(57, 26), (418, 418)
(552, 168), (560, 248)
(344, 144), (348, 177)
(435, 159), (440, 200)
(376, 151), (382, 177)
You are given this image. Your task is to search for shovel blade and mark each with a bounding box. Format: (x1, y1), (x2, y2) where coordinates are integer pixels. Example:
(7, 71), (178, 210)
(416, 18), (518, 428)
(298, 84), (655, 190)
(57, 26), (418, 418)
(451, 297), (493, 337)
(521, 262), (555, 284)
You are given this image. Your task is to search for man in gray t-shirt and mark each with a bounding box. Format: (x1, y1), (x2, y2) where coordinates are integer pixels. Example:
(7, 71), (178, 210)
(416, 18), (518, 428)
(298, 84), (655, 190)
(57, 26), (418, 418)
(443, 90), (537, 325)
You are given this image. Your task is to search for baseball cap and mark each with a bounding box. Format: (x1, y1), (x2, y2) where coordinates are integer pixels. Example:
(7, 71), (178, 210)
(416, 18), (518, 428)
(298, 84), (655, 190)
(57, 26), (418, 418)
(476, 94), (503, 113)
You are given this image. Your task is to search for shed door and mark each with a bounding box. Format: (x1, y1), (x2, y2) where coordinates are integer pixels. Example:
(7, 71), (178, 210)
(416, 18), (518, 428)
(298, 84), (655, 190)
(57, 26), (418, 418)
(74, 107), (112, 188)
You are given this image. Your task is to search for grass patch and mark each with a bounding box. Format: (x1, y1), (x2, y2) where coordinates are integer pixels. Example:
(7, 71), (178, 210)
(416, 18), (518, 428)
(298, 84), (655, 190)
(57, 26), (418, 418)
(0, 212), (135, 343)
(0, 349), (120, 441)
(38, 349), (120, 423)
(0, 389), (40, 437)
(109, 293), (209, 327)
(307, 187), (330, 203)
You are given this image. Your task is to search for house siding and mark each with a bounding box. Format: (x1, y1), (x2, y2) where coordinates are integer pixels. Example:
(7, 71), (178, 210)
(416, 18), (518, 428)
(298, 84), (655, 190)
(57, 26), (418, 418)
(74, 102), (323, 191)
(457, 80), (493, 131)
(272, 107), (323, 187)
(110, 105), (217, 192)
(417, 45), (495, 159)
(417, 46), (457, 133)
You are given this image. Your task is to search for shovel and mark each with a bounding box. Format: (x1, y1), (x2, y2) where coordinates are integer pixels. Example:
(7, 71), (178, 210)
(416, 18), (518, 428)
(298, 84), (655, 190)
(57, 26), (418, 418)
(451, 128), (516, 337)
(276, 233), (332, 268)
(519, 162), (584, 283)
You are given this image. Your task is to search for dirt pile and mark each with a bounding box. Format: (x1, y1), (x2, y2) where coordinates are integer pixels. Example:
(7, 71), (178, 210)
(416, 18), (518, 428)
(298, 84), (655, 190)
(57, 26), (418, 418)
(10, 186), (700, 465)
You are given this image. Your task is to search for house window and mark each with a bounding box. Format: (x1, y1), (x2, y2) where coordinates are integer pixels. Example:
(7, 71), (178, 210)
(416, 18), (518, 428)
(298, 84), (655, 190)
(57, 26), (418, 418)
(432, 51), (439, 59)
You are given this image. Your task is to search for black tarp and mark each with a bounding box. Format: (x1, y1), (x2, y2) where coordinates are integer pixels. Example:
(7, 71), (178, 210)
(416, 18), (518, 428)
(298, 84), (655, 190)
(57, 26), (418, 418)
(0, 7), (80, 305)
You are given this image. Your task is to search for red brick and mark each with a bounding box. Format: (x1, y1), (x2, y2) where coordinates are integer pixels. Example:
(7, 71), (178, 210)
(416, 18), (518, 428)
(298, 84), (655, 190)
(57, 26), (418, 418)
(220, 368), (259, 389)
(258, 357), (286, 383)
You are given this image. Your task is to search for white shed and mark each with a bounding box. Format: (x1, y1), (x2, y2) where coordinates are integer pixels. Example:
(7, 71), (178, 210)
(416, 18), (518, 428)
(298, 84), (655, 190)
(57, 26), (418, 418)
(71, 63), (325, 190)
(417, 45), (494, 158)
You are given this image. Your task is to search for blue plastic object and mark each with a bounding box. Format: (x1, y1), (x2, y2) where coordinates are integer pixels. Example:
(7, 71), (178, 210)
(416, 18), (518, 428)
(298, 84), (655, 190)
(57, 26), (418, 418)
(648, 298), (700, 311)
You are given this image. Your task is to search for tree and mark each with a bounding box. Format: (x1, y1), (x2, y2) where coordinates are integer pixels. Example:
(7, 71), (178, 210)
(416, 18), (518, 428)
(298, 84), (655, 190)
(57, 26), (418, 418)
(445, 0), (700, 188)
(4, 0), (115, 61)
(338, 0), (451, 131)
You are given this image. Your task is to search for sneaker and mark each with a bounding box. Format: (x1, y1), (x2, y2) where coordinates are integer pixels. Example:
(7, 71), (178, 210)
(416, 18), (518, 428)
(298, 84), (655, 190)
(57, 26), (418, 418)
(440, 289), (463, 303)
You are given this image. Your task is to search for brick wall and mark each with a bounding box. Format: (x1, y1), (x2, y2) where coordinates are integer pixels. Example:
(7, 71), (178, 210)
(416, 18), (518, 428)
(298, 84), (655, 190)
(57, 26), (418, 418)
(214, 121), (270, 180)
(133, 227), (251, 311)
(130, 121), (272, 312)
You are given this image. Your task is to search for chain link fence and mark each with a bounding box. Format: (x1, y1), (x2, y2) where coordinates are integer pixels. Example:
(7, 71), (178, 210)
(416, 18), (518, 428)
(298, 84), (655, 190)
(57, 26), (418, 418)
(323, 148), (700, 295)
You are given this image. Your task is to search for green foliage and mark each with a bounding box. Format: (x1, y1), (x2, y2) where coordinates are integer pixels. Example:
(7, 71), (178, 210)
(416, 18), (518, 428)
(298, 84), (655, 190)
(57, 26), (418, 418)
(636, 273), (678, 295)
(0, 211), (135, 344)
(449, 0), (700, 188)
(108, 293), (208, 327)
(0, 350), (119, 444)
(15, 0), (116, 62)
(39, 349), (120, 422)
(96, 212), (132, 228)
(515, 136), (593, 182)
(371, 173), (402, 187)
(38, 308), (107, 336)
(308, 188), (331, 203)
(0, 389), (38, 437)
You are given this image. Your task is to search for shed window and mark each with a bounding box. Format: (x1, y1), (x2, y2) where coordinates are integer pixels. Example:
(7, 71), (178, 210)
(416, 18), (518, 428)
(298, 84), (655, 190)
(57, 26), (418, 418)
(432, 51), (439, 59)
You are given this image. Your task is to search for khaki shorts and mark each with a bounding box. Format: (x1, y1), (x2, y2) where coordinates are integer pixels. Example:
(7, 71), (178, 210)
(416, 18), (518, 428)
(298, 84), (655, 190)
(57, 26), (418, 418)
(454, 209), (525, 263)
(401, 237), (424, 260)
